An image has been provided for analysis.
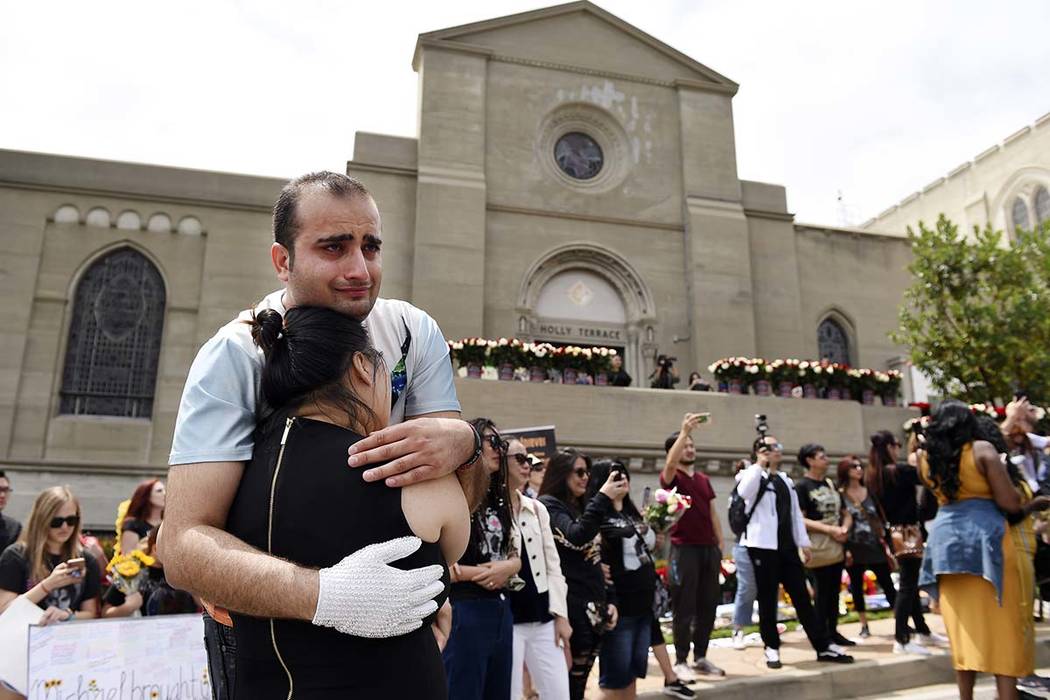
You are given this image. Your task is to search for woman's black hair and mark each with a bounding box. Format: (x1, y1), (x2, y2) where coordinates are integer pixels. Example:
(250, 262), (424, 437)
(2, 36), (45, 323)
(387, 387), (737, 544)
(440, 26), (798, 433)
(248, 307), (382, 435)
(923, 400), (977, 503)
(973, 414), (1024, 488)
(468, 417), (512, 557)
(588, 458), (641, 520)
(540, 448), (592, 513)
(865, 430), (899, 499)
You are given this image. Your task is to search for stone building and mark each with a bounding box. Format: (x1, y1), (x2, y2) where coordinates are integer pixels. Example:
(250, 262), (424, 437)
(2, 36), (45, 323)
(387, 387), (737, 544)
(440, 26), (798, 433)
(0, 1), (916, 526)
(862, 112), (1050, 238)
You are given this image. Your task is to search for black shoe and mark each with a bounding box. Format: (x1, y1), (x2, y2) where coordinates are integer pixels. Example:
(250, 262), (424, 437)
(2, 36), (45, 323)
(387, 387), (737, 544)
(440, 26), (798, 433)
(764, 647), (782, 669)
(817, 649), (854, 664)
(859, 623), (871, 639)
(662, 679), (696, 699)
(831, 632), (857, 647)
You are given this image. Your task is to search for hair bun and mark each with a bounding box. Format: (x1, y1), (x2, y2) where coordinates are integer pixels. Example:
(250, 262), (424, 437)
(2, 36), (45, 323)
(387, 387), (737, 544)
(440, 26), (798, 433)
(250, 308), (284, 354)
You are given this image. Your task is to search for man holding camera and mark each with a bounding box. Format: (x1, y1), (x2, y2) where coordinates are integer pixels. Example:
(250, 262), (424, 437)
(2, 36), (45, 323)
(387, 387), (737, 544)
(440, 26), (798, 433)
(661, 413), (725, 679)
(650, 354), (680, 390)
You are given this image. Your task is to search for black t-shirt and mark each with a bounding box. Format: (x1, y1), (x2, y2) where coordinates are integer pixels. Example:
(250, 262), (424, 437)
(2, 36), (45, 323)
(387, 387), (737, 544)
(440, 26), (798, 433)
(122, 518), (153, 542)
(875, 464), (921, 526)
(508, 545), (551, 624)
(0, 514), (21, 553)
(0, 544), (100, 611)
(451, 504), (509, 601)
(772, 477), (795, 552)
(608, 370), (632, 387)
(795, 477), (844, 527)
(599, 510), (656, 618)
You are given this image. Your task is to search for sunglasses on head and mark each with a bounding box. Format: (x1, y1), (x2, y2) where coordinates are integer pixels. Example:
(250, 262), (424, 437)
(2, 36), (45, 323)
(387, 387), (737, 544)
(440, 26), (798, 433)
(50, 515), (79, 529)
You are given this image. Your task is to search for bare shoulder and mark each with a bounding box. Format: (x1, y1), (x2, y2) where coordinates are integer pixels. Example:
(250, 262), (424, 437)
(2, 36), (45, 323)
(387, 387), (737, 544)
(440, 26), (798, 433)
(402, 474), (468, 543)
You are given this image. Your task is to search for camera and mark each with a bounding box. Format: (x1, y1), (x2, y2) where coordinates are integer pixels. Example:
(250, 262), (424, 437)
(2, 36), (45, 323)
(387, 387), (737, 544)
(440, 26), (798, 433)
(754, 414), (769, 436)
(657, 354), (677, 368)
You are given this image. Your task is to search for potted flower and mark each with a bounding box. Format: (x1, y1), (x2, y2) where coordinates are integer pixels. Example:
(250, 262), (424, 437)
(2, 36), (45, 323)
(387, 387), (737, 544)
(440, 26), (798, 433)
(824, 362), (850, 400)
(877, 370), (903, 406)
(523, 342), (553, 382)
(490, 338), (525, 381)
(768, 359), (801, 397)
(797, 360), (819, 398)
(590, 347), (617, 385)
(708, 357), (749, 394)
(745, 358), (771, 395)
(849, 368), (879, 404)
(552, 346), (586, 384)
(449, 338), (489, 378)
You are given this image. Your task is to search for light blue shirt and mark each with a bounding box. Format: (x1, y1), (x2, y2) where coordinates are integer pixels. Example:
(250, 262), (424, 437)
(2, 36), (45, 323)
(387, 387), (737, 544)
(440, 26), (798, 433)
(168, 290), (460, 465)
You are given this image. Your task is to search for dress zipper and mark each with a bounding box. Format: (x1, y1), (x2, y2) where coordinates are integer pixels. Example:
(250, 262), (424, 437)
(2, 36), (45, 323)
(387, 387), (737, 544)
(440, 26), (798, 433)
(268, 416), (295, 699)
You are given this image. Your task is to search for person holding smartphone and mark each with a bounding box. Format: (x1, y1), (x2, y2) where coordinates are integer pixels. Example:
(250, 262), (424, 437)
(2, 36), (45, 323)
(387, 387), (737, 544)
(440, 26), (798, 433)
(660, 412), (725, 680)
(0, 486), (100, 625)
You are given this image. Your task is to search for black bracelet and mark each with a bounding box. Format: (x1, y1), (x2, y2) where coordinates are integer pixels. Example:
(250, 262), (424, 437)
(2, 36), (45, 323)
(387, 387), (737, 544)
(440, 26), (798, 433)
(457, 422), (483, 471)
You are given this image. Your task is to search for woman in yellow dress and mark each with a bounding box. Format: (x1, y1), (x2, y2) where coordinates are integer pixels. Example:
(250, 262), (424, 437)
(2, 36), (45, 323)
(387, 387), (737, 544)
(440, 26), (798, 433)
(919, 401), (1050, 700)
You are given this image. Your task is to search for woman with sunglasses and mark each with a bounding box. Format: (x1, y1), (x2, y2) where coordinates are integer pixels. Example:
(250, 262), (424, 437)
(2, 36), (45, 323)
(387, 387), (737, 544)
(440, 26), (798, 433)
(444, 418), (521, 700)
(501, 439), (572, 700)
(837, 455), (897, 639)
(539, 448), (629, 699)
(867, 430), (943, 654)
(0, 485), (100, 625)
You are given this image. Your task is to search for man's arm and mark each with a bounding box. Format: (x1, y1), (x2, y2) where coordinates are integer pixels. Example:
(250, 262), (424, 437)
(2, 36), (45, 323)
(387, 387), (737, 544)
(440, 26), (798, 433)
(158, 462), (319, 619)
(710, 502), (724, 553)
(347, 412), (477, 487)
(661, 413), (702, 485)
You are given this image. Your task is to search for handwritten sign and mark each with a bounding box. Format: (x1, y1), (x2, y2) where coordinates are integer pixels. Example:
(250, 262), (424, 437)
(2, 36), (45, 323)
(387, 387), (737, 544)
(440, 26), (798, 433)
(26, 614), (209, 699)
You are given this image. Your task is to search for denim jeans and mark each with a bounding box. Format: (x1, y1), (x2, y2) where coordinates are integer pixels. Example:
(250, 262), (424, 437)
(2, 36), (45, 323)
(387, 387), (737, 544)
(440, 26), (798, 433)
(732, 542), (757, 627)
(443, 596), (514, 700)
(202, 612), (236, 700)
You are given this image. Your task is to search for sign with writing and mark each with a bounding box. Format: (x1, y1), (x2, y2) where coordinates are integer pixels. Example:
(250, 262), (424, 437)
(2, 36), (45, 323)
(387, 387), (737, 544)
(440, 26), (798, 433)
(532, 321), (624, 343)
(26, 614), (209, 700)
(503, 425), (558, 459)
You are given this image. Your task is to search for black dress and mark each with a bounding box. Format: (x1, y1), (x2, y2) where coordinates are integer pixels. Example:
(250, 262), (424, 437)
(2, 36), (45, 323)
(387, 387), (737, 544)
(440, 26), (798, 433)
(225, 416), (449, 699)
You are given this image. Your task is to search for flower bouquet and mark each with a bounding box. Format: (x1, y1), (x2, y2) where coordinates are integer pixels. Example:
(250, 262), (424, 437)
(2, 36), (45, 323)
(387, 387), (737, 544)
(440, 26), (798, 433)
(107, 549), (155, 596)
(644, 487), (692, 533)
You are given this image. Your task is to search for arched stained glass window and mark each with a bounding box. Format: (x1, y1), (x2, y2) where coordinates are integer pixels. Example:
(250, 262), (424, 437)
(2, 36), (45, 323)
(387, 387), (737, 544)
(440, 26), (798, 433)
(1013, 197), (1031, 232)
(59, 248), (166, 418)
(817, 317), (850, 366)
(1035, 187), (1050, 227)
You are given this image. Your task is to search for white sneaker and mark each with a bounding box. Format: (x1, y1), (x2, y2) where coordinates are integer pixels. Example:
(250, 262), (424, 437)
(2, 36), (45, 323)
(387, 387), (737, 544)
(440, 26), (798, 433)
(673, 663), (697, 683)
(731, 629), (747, 650)
(893, 641), (932, 655)
(917, 632), (950, 647)
(691, 658), (725, 677)
(827, 643), (846, 654)
(764, 647), (782, 669)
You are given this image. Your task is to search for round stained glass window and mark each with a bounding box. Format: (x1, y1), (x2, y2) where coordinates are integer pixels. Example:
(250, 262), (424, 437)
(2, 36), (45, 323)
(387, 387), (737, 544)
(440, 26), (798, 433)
(554, 132), (604, 180)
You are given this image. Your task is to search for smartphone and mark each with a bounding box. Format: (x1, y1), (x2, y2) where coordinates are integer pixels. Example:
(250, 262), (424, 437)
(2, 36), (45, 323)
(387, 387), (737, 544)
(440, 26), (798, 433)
(66, 558), (86, 578)
(696, 412), (711, 424)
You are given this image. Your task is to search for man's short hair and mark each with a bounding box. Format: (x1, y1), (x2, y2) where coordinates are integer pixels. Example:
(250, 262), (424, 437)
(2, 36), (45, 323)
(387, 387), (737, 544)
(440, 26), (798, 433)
(0, 469), (6, 480)
(665, 432), (682, 453)
(798, 443), (825, 467)
(273, 171), (371, 265)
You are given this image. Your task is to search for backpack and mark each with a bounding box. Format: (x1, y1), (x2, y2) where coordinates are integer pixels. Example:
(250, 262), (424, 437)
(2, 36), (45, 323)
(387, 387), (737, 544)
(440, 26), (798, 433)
(728, 476), (769, 537)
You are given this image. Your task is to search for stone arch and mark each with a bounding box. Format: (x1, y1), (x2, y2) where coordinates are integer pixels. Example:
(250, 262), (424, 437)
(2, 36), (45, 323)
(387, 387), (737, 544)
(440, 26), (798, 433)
(176, 215), (203, 236)
(147, 213), (172, 233)
(59, 246), (166, 418)
(989, 167), (1050, 237)
(85, 207), (112, 228)
(116, 210), (142, 230)
(815, 307), (856, 366)
(53, 205), (80, 224)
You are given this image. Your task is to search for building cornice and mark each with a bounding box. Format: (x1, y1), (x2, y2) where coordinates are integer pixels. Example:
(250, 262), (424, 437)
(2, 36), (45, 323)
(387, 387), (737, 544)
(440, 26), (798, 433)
(487, 202), (681, 231)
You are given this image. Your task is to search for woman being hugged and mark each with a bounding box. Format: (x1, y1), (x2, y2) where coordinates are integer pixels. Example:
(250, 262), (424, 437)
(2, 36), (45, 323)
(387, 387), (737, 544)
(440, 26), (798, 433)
(539, 448), (628, 699)
(0, 486), (100, 625)
(223, 307), (470, 699)
(920, 403), (1050, 700)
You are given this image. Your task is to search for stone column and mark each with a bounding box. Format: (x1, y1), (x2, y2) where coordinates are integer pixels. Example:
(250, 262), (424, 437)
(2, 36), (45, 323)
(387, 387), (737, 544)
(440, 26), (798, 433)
(411, 43), (490, 340)
(676, 83), (756, 370)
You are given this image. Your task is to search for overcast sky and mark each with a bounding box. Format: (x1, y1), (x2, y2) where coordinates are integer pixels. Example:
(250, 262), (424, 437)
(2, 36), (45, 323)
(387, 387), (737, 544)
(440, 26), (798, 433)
(3, 0), (1048, 226)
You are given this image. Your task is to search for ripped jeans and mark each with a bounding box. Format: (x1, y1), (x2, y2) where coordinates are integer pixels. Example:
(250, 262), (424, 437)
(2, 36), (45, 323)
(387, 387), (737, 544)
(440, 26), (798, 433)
(567, 595), (606, 700)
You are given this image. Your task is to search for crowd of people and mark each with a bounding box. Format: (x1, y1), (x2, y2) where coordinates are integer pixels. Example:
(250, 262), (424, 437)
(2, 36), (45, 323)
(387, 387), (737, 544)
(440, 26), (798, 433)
(1, 169), (1048, 700)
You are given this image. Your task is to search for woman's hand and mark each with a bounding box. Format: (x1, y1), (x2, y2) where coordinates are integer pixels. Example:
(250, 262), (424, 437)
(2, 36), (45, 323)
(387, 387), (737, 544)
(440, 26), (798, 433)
(831, 526), (849, 544)
(599, 472), (629, 501)
(1025, 495), (1050, 515)
(38, 606), (71, 626)
(471, 559), (519, 590)
(42, 562), (79, 593)
(604, 604), (619, 630)
(432, 600), (452, 652)
(800, 547), (812, 565)
(554, 614), (572, 650)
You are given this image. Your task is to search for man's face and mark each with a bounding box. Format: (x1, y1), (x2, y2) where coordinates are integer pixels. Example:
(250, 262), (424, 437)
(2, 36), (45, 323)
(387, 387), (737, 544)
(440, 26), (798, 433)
(680, 436), (696, 465)
(808, 450), (828, 474)
(0, 477), (9, 510)
(761, 436), (783, 466)
(611, 355), (622, 370)
(274, 190), (383, 320)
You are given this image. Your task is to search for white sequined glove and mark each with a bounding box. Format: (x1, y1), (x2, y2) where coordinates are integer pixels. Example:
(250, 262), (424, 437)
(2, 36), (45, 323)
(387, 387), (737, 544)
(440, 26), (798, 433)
(312, 536), (445, 638)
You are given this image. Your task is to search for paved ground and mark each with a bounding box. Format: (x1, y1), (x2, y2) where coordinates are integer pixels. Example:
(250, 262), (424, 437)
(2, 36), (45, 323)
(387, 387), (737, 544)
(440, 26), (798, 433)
(578, 614), (1050, 699)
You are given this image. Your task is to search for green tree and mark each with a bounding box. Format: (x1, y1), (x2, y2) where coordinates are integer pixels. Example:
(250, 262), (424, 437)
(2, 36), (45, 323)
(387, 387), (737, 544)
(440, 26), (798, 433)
(892, 215), (1050, 406)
